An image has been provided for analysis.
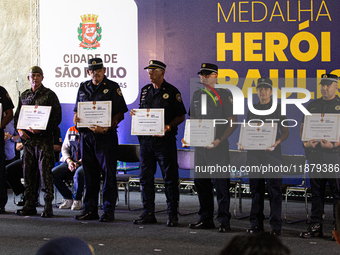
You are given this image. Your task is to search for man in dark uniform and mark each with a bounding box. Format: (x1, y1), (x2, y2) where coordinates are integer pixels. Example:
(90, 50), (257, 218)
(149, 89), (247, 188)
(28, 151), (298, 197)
(74, 58), (128, 222)
(15, 66), (62, 217)
(245, 78), (289, 236)
(131, 60), (186, 227)
(300, 74), (340, 239)
(187, 63), (238, 232)
(0, 85), (14, 213)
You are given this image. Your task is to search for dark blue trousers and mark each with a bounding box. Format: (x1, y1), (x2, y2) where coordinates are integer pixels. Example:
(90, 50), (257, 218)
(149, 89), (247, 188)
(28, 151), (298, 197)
(308, 151), (340, 223)
(139, 136), (179, 215)
(194, 145), (231, 224)
(81, 131), (118, 214)
(248, 150), (283, 231)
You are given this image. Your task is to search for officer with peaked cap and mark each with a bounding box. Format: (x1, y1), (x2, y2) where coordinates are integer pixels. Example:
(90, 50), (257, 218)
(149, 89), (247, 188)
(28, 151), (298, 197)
(15, 66), (61, 218)
(73, 58), (128, 222)
(300, 74), (340, 239)
(131, 60), (186, 227)
(186, 63), (238, 232)
(246, 77), (289, 236)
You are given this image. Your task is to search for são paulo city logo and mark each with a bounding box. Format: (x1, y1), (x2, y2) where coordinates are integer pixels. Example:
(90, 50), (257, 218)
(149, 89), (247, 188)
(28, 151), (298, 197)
(77, 14), (102, 50)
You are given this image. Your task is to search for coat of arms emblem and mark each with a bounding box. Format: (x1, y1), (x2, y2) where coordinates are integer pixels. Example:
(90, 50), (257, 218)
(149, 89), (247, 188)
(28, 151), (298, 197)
(78, 14), (102, 50)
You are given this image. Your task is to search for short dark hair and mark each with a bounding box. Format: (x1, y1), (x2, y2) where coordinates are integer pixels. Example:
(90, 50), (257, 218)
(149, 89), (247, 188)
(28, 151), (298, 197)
(219, 233), (290, 255)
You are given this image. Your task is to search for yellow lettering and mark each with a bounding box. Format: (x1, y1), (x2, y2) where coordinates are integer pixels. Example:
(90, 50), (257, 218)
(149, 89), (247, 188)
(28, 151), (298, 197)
(270, 2), (285, 22)
(252, 1), (267, 22)
(316, 1), (331, 21)
(245, 33), (263, 61)
(321, 32), (330, 62)
(239, 1), (249, 22)
(217, 33), (242, 61)
(284, 69), (295, 98)
(243, 69), (261, 97)
(296, 69), (313, 98)
(298, 0), (313, 21)
(269, 70), (280, 98)
(218, 2), (236, 22)
(290, 32), (318, 62)
(217, 69), (239, 85)
(316, 69), (325, 98)
(287, 1), (297, 22)
(265, 32), (288, 61)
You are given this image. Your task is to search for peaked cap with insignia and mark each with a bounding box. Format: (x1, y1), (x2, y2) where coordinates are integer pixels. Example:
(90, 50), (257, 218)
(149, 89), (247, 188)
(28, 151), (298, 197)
(256, 77), (272, 89)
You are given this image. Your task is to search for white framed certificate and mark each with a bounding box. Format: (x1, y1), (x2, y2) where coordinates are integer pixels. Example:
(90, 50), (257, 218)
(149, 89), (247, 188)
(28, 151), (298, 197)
(131, 108), (164, 136)
(238, 123), (277, 150)
(302, 113), (340, 142)
(77, 101), (111, 128)
(17, 105), (51, 130)
(183, 119), (215, 147)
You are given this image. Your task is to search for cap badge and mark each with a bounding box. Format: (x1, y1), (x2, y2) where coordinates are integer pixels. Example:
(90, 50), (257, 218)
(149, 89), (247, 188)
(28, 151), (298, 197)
(92, 61), (96, 65)
(323, 74), (328, 78)
(176, 93), (182, 102)
(202, 64), (206, 67)
(150, 60), (153, 64)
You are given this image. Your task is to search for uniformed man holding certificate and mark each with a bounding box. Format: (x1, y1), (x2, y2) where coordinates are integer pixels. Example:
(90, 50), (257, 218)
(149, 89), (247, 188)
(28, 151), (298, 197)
(300, 74), (340, 239)
(246, 77), (289, 236)
(73, 58), (128, 222)
(187, 63), (238, 233)
(15, 66), (61, 218)
(131, 60), (186, 227)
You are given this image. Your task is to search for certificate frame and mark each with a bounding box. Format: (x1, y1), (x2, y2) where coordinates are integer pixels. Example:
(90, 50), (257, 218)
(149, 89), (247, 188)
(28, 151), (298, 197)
(302, 113), (340, 142)
(131, 108), (164, 136)
(17, 105), (51, 130)
(183, 119), (215, 147)
(238, 123), (277, 150)
(77, 101), (112, 128)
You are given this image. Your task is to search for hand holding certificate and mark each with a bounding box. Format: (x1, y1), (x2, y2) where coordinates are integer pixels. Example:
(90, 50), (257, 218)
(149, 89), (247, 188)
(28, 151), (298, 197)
(77, 101), (111, 128)
(183, 119), (215, 147)
(302, 114), (340, 142)
(17, 105), (51, 130)
(238, 123), (277, 150)
(131, 109), (164, 136)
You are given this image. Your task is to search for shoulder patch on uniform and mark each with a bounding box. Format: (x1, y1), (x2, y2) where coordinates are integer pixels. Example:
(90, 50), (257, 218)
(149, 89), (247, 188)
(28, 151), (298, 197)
(176, 93), (182, 102)
(163, 93), (169, 99)
(103, 89), (109, 94)
(117, 88), (122, 96)
(6, 93), (11, 100)
(335, 105), (340, 110)
(229, 95), (233, 104)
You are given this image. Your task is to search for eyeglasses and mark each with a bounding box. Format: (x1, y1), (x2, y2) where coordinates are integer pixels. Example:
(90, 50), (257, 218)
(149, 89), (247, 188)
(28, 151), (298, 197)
(145, 68), (162, 73)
